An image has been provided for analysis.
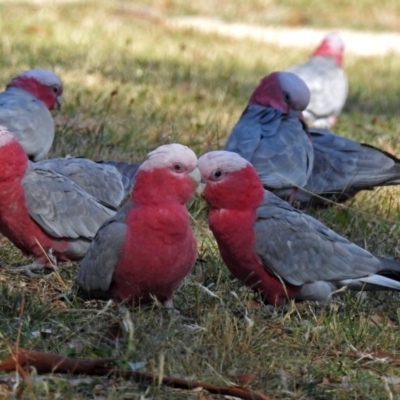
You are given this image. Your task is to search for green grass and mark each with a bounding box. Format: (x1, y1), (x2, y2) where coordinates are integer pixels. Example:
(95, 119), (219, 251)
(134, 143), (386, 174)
(1, 1), (400, 398)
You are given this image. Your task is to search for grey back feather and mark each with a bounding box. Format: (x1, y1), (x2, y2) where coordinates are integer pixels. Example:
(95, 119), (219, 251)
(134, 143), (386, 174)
(22, 162), (116, 239)
(37, 158), (139, 209)
(95, 159), (139, 194)
(75, 202), (130, 297)
(295, 128), (400, 206)
(225, 104), (314, 191)
(254, 191), (382, 286)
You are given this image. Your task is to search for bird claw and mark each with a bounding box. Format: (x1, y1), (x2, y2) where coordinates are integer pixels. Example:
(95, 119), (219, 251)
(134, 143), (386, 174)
(0, 259), (48, 278)
(163, 299), (180, 315)
(47, 250), (57, 267)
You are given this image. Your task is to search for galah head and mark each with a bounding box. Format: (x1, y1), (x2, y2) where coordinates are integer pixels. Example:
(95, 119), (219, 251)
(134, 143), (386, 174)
(312, 32), (345, 66)
(198, 150), (264, 210)
(133, 143), (200, 205)
(6, 69), (64, 110)
(0, 125), (28, 180)
(249, 71), (310, 114)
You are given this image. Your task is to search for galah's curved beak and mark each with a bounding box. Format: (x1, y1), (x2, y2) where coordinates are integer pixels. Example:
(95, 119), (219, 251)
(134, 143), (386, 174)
(196, 182), (205, 195)
(56, 94), (63, 110)
(189, 167), (201, 185)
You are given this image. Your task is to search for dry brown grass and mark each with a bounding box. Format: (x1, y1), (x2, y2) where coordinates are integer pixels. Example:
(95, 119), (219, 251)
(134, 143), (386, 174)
(0, 1), (400, 398)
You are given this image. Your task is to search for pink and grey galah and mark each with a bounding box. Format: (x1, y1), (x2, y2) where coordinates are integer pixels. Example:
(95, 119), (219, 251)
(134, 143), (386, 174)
(198, 150), (400, 306)
(293, 128), (400, 208)
(0, 69), (63, 161)
(287, 32), (348, 128)
(0, 126), (116, 276)
(224, 71), (314, 200)
(75, 143), (199, 307)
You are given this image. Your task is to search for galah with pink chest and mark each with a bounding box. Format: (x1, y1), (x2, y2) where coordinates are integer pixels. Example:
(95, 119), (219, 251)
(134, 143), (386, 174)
(198, 150), (400, 306)
(0, 69), (63, 161)
(75, 143), (199, 308)
(0, 126), (115, 276)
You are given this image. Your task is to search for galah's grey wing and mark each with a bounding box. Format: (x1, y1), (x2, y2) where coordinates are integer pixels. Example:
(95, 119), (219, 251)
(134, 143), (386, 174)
(0, 88), (54, 161)
(225, 105), (265, 161)
(95, 160), (139, 194)
(253, 110), (314, 190)
(75, 205), (129, 295)
(254, 191), (381, 286)
(22, 163), (115, 239)
(37, 157), (137, 209)
(296, 129), (400, 204)
(226, 105), (313, 190)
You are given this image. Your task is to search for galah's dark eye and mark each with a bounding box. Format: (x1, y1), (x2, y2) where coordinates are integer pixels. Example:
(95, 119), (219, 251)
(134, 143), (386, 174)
(212, 169), (224, 180)
(52, 85), (59, 94)
(283, 91), (291, 102)
(172, 163), (184, 173)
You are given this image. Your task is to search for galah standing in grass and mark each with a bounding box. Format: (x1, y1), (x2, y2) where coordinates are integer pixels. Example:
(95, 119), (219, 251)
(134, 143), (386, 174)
(224, 71), (314, 201)
(293, 128), (400, 208)
(38, 157), (139, 209)
(75, 143), (199, 307)
(198, 151), (400, 306)
(287, 32), (348, 128)
(0, 69), (63, 161)
(0, 126), (116, 276)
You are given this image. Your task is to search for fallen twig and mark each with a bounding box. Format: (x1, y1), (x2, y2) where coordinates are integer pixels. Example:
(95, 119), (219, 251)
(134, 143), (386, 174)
(0, 349), (270, 400)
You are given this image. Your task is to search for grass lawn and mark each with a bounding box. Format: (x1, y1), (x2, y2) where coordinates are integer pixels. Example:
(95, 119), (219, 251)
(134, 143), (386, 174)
(1, 1), (400, 398)
(140, 0), (400, 32)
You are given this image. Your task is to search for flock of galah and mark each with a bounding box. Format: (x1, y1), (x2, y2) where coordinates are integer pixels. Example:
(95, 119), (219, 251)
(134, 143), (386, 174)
(1, 32), (400, 308)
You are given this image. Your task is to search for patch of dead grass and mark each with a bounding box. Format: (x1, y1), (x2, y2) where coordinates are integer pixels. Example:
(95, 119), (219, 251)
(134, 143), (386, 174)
(0, 2), (400, 399)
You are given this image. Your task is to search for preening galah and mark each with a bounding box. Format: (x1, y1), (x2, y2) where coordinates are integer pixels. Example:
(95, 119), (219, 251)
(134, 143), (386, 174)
(0, 126), (116, 276)
(287, 32), (348, 128)
(198, 150), (400, 306)
(293, 128), (400, 208)
(224, 71), (314, 200)
(38, 158), (139, 209)
(75, 143), (199, 307)
(0, 69), (63, 161)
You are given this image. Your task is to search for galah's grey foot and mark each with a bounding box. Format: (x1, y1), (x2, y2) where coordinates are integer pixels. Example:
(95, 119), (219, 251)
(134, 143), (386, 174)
(163, 299), (180, 315)
(0, 259), (48, 278)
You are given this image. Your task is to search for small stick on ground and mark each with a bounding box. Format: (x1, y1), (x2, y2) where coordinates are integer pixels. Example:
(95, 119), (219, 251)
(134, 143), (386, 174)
(0, 349), (270, 400)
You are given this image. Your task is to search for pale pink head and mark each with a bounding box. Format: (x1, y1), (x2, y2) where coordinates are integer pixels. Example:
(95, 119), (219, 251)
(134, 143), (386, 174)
(6, 69), (64, 110)
(249, 71), (310, 114)
(133, 143), (200, 205)
(312, 32), (345, 66)
(198, 151), (264, 210)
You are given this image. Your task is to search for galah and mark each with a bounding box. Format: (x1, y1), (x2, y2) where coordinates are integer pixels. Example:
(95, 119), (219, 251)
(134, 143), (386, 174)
(37, 157), (139, 209)
(0, 126), (116, 276)
(224, 71), (314, 200)
(75, 143), (199, 307)
(293, 128), (400, 208)
(198, 150), (400, 306)
(287, 32), (348, 128)
(0, 69), (63, 161)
